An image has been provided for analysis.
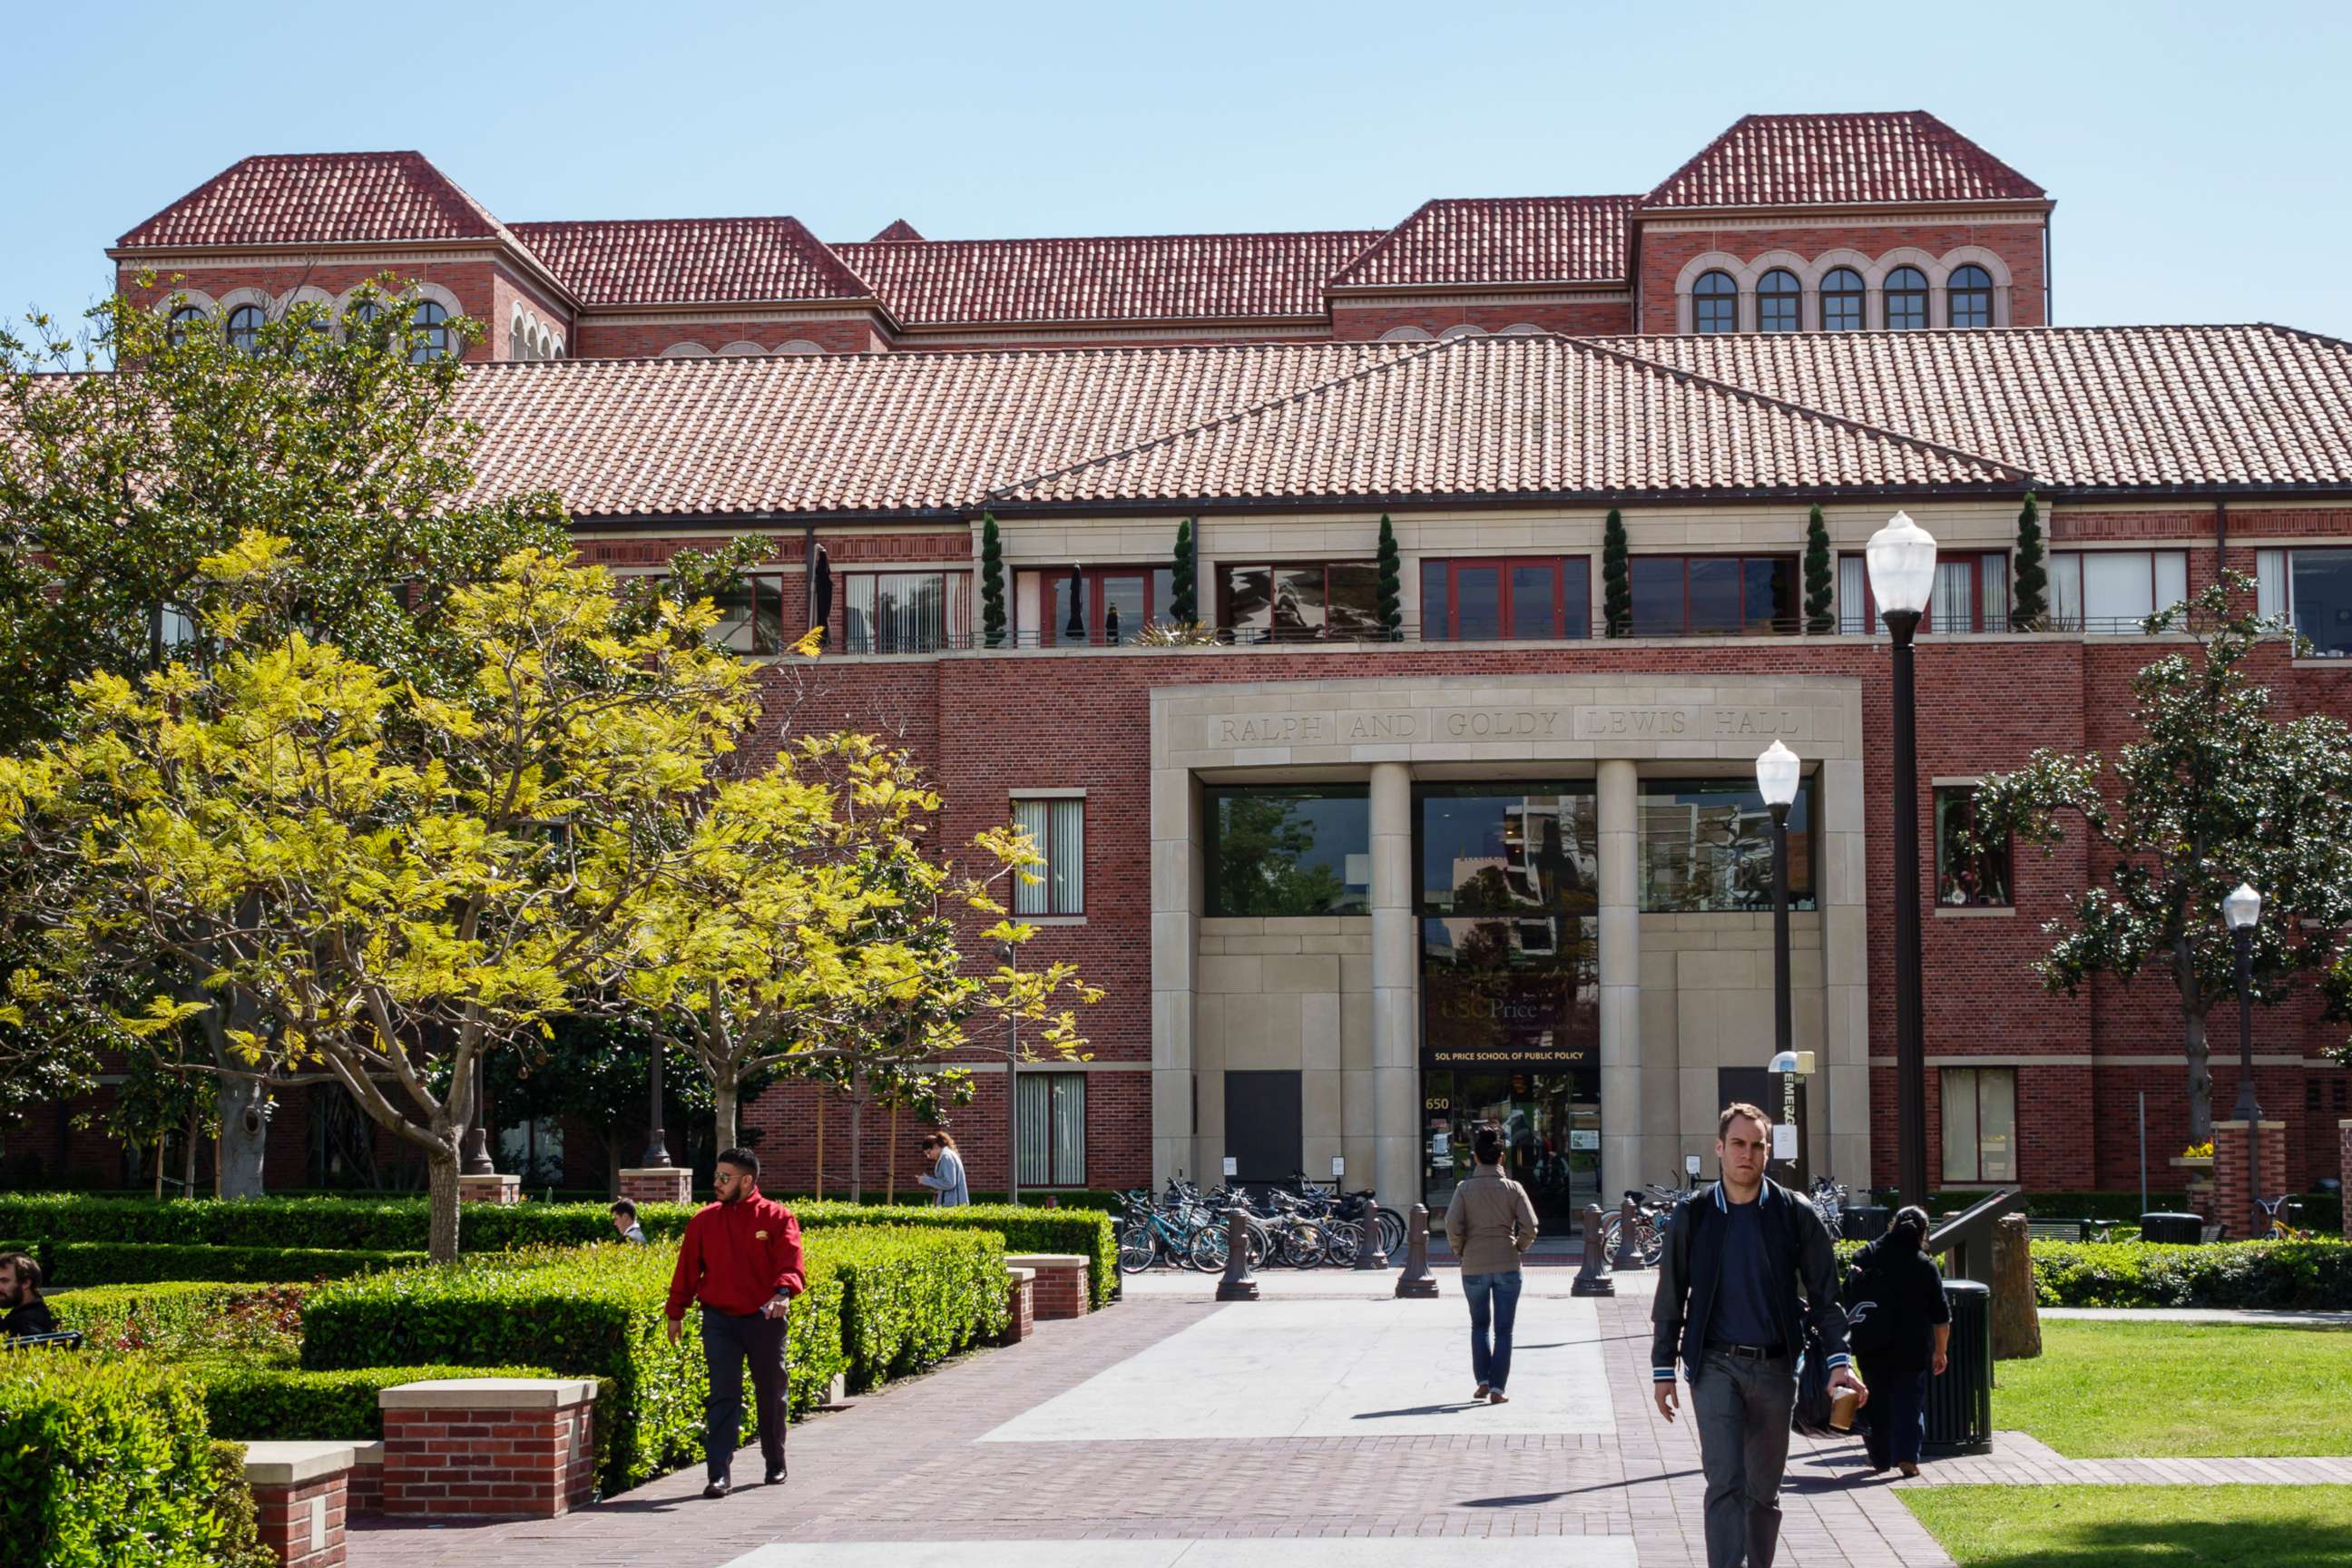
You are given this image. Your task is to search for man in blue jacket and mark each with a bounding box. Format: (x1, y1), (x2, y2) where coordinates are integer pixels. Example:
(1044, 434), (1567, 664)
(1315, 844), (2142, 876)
(1651, 1103), (1867, 1568)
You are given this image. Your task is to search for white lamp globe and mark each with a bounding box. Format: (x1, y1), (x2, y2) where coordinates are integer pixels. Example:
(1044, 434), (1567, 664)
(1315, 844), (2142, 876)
(2222, 882), (2263, 931)
(1769, 1051), (1801, 1074)
(1866, 511), (1939, 619)
(1755, 740), (1801, 808)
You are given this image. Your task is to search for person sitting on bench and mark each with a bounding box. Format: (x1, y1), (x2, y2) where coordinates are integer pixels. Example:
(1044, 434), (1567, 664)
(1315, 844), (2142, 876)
(0, 1251), (58, 1340)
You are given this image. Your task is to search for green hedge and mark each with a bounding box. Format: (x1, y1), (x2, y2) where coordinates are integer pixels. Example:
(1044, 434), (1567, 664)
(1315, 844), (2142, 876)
(34, 1241), (426, 1288)
(187, 1357), (567, 1441)
(0, 1194), (1119, 1307)
(299, 1244), (848, 1494)
(820, 1226), (1009, 1393)
(2031, 1239), (2352, 1310)
(797, 1201), (1115, 1309)
(51, 1280), (311, 1360)
(0, 1350), (272, 1567)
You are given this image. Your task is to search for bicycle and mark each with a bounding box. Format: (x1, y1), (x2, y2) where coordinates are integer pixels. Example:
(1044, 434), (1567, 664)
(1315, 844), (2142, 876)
(2256, 1194), (2311, 1242)
(1599, 1189), (1669, 1266)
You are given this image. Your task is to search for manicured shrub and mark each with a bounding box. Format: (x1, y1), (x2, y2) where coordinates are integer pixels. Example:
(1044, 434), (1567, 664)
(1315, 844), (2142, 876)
(2031, 1239), (2352, 1310)
(186, 1357), (569, 1441)
(821, 1226), (1009, 1392)
(798, 1200), (1116, 1308)
(51, 1280), (310, 1360)
(40, 1241), (426, 1287)
(0, 1349), (267, 1566)
(300, 1244), (848, 1494)
(0, 1192), (701, 1250)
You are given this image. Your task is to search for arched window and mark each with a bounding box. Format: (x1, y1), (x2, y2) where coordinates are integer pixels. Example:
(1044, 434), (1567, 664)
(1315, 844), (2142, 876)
(1820, 268), (1865, 331)
(1756, 270), (1800, 333)
(1437, 323), (1486, 340)
(1377, 325), (1435, 342)
(1692, 270), (1738, 334)
(346, 300), (379, 332)
(410, 299), (451, 363)
(509, 322), (526, 360)
(1948, 264), (1994, 329)
(1884, 266), (1929, 331)
(225, 304), (266, 355)
(167, 305), (206, 347)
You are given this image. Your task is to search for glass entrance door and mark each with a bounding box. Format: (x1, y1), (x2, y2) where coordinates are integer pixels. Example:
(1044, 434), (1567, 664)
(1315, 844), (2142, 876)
(1422, 1066), (1600, 1227)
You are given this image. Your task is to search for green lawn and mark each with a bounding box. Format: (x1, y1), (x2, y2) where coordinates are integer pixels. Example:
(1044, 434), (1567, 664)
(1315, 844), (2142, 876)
(1904, 1486), (2352, 1567)
(1994, 1321), (2352, 1457)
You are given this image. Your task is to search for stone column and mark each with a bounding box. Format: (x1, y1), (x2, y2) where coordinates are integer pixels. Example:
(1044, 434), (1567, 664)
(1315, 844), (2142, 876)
(1597, 760), (1642, 1206)
(1369, 762), (1417, 1210)
(1150, 767), (1198, 1188)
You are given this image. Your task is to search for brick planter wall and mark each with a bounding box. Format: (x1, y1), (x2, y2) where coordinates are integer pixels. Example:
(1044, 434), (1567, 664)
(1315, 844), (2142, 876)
(2210, 1120), (2288, 1241)
(1004, 1254), (1089, 1319)
(456, 1173), (520, 1205)
(998, 1268), (1035, 1345)
(347, 1443), (382, 1517)
(377, 1378), (597, 1520)
(243, 1442), (357, 1568)
(618, 1165), (694, 1206)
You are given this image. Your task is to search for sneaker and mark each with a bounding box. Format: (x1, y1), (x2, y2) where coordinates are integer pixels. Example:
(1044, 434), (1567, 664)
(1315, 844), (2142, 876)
(764, 1465), (786, 1486)
(702, 1479), (730, 1499)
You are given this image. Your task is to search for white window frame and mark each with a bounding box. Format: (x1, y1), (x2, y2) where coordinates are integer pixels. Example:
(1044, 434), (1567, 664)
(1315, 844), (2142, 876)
(2048, 549), (2189, 634)
(1015, 1070), (1087, 1187)
(1940, 1065), (2017, 1183)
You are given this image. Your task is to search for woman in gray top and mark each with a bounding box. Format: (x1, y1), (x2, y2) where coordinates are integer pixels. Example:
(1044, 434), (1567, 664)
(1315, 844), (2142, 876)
(917, 1132), (970, 1206)
(1442, 1124), (1540, 1404)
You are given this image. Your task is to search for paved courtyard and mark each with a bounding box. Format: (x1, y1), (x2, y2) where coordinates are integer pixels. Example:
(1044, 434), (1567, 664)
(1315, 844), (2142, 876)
(347, 1268), (2352, 1568)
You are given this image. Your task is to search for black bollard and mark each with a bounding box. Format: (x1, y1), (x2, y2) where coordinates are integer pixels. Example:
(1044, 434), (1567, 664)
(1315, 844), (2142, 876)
(1393, 1202), (1440, 1298)
(1611, 1193), (1651, 1271)
(1353, 1195), (1389, 1270)
(1214, 1206), (1259, 1301)
(1572, 1203), (1615, 1297)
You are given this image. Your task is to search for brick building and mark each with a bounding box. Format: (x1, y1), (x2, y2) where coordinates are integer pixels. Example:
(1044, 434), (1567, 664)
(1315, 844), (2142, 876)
(27, 111), (2352, 1214)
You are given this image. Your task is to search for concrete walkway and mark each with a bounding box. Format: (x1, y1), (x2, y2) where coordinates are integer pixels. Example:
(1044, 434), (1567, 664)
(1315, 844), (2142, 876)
(348, 1264), (2350, 1568)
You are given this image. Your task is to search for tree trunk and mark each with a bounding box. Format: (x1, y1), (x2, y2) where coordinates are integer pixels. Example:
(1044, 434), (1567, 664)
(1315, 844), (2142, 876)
(152, 1138), (164, 1199)
(714, 1075), (739, 1152)
(426, 1142), (463, 1263)
(605, 1132), (622, 1198)
(2182, 1005), (2214, 1143)
(887, 1102), (897, 1205)
(849, 1071), (866, 1203)
(214, 1075), (268, 1198)
(183, 1109), (199, 1198)
(813, 1092), (825, 1200)
(1989, 1213), (2043, 1360)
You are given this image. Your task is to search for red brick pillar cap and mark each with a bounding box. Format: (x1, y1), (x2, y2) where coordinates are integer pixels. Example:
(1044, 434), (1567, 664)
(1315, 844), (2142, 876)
(1008, 1267), (1036, 1283)
(379, 1377), (597, 1410)
(242, 1440), (358, 1487)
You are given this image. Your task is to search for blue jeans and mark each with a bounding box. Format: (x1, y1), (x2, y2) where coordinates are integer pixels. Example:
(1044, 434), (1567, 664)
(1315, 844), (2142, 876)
(1461, 1270), (1524, 1392)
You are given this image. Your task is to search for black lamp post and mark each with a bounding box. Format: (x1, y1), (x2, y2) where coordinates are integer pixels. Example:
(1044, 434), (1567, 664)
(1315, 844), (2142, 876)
(2223, 881), (2264, 1232)
(1758, 740), (1800, 1178)
(642, 1037), (672, 1168)
(1867, 511), (1938, 1210)
(1000, 938), (1021, 1208)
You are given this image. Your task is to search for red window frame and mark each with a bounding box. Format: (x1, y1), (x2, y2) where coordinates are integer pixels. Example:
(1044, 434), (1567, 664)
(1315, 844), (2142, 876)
(1219, 560), (1382, 642)
(1419, 556), (1590, 641)
(1033, 566), (1171, 646)
(1842, 551), (2009, 633)
(1629, 554), (1798, 636)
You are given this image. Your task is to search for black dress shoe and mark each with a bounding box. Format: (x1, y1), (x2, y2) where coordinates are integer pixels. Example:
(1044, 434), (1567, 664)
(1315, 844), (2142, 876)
(703, 1479), (730, 1499)
(764, 1465), (786, 1485)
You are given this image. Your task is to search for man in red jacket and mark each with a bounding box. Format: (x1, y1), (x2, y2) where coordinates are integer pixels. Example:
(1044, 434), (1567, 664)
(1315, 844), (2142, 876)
(666, 1147), (805, 1498)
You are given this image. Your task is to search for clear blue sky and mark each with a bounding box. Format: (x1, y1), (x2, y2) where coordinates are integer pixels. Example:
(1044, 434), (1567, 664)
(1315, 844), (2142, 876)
(5, 0), (2348, 338)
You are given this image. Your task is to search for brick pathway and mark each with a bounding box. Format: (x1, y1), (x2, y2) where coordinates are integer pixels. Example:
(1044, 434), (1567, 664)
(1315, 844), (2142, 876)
(345, 1269), (2344, 1568)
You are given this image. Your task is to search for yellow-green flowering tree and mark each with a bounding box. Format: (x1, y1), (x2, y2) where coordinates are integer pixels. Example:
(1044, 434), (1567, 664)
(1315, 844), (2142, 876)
(0, 534), (753, 1259)
(622, 729), (1100, 1199)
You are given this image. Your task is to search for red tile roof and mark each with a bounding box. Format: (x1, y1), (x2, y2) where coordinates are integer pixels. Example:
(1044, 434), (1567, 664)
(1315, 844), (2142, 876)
(995, 335), (2023, 505)
(116, 152), (507, 249)
(869, 220), (923, 242)
(453, 341), (1416, 516)
(1328, 197), (1635, 289)
(1593, 324), (2352, 492)
(833, 231), (1383, 327)
(1642, 113), (2046, 211)
(509, 218), (873, 307)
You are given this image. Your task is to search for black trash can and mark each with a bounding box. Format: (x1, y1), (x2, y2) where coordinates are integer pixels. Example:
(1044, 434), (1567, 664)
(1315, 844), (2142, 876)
(1924, 1279), (1993, 1455)
(1843, 1205), (1892, 1241)
(2139, 1211), (2205, 1245)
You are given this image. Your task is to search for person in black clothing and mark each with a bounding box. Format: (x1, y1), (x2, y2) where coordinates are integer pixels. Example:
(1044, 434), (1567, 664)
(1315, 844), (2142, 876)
(0, 1251), (57, 1339)
(1841, 1205), (1950, 1478)
(1652, 1104), (1867, 1568)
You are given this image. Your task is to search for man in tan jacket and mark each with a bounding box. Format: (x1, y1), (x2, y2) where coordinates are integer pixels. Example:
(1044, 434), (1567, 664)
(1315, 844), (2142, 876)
(1442, 1124), (1541, 1404)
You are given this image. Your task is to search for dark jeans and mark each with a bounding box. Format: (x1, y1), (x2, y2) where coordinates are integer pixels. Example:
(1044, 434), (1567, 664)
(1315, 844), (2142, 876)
(1690, 1349), (1795, 1568)
(1863, 1364), (1929, 1468)
(701, 1305), (789, 1485)
(1461, 1270), (1524, 1392)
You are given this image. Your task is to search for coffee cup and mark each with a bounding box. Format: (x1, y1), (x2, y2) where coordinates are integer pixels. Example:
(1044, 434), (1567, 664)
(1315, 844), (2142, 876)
(1829, 1386), (1861, 1431)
